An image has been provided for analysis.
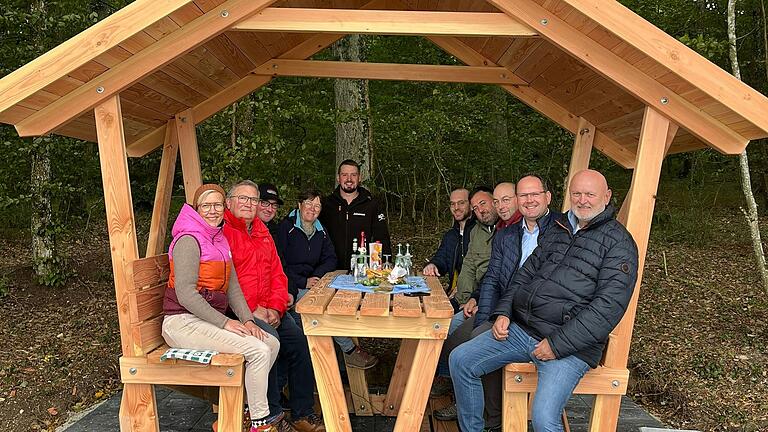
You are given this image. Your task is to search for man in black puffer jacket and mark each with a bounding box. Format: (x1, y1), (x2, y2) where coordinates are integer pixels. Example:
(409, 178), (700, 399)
(449, 170), (638, 432)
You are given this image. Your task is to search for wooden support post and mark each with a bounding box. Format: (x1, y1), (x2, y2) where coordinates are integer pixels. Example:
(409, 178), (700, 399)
(393, 339), (442, 432)
(562, 117), (595, 212)
(176, 109), (202, 204)
(145, 119), (179, 257)
(347, 337), (373, 416)
(306, 335), (352, 432)
(383, 338), (419, 416)
(218, 384), (245, 432)
(95, 95), (159, 431)
(589, 107), (676, 431)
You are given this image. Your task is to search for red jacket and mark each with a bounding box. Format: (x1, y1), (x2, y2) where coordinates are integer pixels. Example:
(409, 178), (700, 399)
(223, 209), (289, 315)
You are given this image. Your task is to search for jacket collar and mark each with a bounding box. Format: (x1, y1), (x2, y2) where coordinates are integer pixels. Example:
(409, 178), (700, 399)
(559, 205), (616, 233)
(329, 185), (373, 207)
(223, 208), (270, 238)
(289, 209), (325, 232)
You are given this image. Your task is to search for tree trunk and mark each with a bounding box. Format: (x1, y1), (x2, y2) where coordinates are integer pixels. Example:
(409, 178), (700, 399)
(490, 87), (509, 183)
(332, 35), (373, 182)
(728, 0), (768, 293)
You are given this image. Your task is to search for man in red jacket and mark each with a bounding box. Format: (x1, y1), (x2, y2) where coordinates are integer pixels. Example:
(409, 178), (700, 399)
(225, 180), (325, 432)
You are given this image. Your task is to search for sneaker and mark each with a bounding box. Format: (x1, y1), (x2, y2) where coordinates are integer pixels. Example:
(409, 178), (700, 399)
(250, 426), (277, 432)
(433, 403), (458, 421)
(430, 376), (453, 397)
(250, 411), (285, 432)
(291, 413), (326, 432)
(344, 346), (378, 369)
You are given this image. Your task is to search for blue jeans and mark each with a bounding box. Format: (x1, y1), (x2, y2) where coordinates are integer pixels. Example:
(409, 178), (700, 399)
(436, 311), (470, 377)
(449, 323), (589, 432)
(267, 312), (316, 419)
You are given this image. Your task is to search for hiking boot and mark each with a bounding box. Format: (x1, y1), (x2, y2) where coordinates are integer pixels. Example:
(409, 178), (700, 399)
(273, 416), (299, 432)
(433, 403), (458, 421)
(344, 346), (378, 369)
(291, 413), (326, 432)
(430, 376), (453, 397)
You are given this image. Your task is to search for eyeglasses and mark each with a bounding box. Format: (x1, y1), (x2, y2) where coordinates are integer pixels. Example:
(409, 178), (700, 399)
(492, 196), (515, 207)
(517, 191), (546, 200)
(570, 191), (598, 200)
(259, 200), (280, 209)
(199, 203), (224, 212)
(233, 195), (259, 205)
(301, 200), (322, 211)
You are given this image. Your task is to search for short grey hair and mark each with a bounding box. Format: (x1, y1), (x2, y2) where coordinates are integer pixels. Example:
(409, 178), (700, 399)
(227, 180), (259, 198)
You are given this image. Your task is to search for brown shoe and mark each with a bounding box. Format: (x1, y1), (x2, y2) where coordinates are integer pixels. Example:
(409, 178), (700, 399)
(344, 346), (379, 369)
(291, 413), (325, 432)
(273, 416), (299, 432)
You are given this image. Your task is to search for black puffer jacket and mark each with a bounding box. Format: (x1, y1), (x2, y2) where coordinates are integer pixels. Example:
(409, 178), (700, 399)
(492, 205), (638, 368)
(319, 186), (392, 270)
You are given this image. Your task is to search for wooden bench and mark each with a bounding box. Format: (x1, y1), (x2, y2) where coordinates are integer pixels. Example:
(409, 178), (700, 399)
(118, 254), (246, 432)
(501, 337), (629, 432)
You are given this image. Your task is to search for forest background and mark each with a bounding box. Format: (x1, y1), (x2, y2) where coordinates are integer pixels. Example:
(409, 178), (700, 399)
(2, 0), (768, 431)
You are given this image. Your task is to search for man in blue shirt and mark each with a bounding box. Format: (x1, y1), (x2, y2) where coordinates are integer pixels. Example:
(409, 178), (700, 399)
(433, 174), (558, 429)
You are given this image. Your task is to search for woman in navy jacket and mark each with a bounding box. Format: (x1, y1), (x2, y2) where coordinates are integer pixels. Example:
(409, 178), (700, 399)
(276, 189), (337, 304)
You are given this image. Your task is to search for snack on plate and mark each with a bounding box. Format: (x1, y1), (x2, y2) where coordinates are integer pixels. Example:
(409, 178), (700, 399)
(366, 268), (391, 279)
(361, 277), (382, 286)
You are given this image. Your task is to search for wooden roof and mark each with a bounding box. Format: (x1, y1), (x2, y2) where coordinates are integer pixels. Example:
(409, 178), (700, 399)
(1, 0), (767, 168)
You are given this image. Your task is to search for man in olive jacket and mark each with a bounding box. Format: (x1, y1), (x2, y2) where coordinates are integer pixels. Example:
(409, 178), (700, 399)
(449, 170), (638, 432)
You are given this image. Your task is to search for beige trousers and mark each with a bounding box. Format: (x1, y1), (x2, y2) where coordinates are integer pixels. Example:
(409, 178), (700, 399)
(162, 314), (280, 419)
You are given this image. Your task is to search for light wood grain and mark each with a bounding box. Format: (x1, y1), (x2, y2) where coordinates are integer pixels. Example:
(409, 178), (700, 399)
(218, 379), (245, 432)
(359, 292), (390, 316)
(382, 338), (418, 416)
(391, 294), (422, 317)
(120, 357), (245, 386)
(176, 109), (202, 204)
(131, 254), (170, 291)
(393, 339), (442, 432)
(326, 290), (363, 316)
(119, 383), (160, 432)
(562, 117), (594, 212)
(145, 120), (178, 257)
(306, 335), (352, 432)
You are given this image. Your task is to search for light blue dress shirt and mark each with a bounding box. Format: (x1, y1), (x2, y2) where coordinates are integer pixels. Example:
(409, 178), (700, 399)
(519, 219), (540, 268)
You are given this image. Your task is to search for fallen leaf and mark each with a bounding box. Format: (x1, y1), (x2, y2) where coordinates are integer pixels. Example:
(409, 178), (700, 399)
(47, 407), (58, 416)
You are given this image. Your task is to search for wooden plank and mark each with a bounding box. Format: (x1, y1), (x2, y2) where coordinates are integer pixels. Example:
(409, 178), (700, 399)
(176, 109), (202, 204)
(120, 357), (245, 386)
(306, 336), (352, 432)
(253, 59), (528, 85)
(391, 294), (423, 317)
(132, 315), (165, 355)
(326, 290), (363, 316)
(218, 384), (245, 432)
(119, 383), (160, 432)
(233, 9), (537, 37)
(146, 120), (179, 257)
(485, 0), (749, 155)
(588, 394), (622, 432)
(503, 364), (628, 394)
(0, 0), (195, 114)
(14, 0), (280, 137)
(560, 0), (768, 137)
(347, 363), (373, 416)
(562, 117), (594, 212)
(382, 338), (419, 416)
(393, 339), (442, 432)
(502, 385), (528, 432)
(300, 313), (449, 339)
(131, 254), (171, 291)
(359, 293), (390, 317)
(95, 95), (141, 357)
(421, 296), (454, 319)
(128, 283), (165, 324)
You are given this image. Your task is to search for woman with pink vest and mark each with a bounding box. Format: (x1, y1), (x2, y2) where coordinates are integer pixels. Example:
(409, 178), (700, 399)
(161, 184), (282, 432)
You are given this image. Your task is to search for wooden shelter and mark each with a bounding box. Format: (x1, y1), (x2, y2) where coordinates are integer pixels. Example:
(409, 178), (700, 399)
(1, 0), (767, 431)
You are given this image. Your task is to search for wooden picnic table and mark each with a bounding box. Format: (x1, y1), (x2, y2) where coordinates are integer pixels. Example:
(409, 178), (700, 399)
(295, 270), (454, 432)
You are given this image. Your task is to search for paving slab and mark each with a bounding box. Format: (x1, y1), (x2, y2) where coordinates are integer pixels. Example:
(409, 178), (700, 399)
(59, 388), (666, 432)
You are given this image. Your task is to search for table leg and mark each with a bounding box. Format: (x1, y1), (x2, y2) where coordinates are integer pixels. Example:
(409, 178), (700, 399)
(306, 335), (352, 432)
(392, 339), (442, 432)
(382, 338), (420, 416)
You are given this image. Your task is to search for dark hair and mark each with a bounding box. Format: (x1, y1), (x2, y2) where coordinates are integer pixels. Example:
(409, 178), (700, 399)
(297, 188), (322, 203)
(469, 186), (493, 201)
(517, 173), (550, 192)
(337, 159), (361, 174)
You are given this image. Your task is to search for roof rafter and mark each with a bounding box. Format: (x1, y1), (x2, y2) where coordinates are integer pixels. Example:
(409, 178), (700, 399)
(560, 0), (768, 136)
(485, 0), (748, 155)
(0, 0), (195, 114)
(253, 60), (529, 85)
(14, 0), (281, 138)
(233, 8), (537, 37)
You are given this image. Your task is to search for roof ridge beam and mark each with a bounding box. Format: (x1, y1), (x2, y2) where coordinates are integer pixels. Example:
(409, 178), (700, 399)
(233, 8), (537, 37)
(0, 0), (195, 114)
(14, 0), (280, 138)
(484, 0), (748, 155)
(253, 59), (528, 85)
(559, 0), (768, 137)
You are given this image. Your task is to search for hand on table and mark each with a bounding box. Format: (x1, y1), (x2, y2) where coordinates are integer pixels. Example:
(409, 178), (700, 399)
(306, 276), (321, 289)
(532, 338), (556, 361)
(492, 316), (510, 340)
(422, 263), (440, 277)
(462, 298), (478, 318)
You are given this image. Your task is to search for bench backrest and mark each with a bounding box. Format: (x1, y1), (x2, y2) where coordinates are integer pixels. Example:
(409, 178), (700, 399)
(126, 254), (170, 356)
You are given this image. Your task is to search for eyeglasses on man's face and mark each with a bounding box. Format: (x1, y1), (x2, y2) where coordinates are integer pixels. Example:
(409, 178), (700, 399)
(259, 200), (280, 210)
(570, 191), (598, 200)
(233, 195), (259, 205)
(199, 203), (224, 213)
(492, 196), (515, 207)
